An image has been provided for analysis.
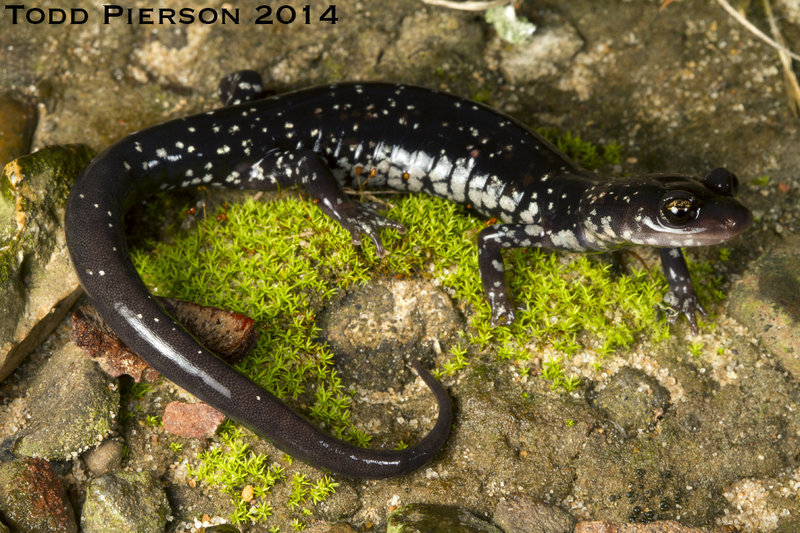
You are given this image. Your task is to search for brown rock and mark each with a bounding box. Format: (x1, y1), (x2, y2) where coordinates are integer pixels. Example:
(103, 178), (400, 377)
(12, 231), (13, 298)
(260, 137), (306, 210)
(0, 457), (78, 533)
(162, 401), (225, 439)
(159, 297), (257, 362)
(71, 306), (160, 382)
(71, 297), (258, 382)
(0, 94), (36, 166)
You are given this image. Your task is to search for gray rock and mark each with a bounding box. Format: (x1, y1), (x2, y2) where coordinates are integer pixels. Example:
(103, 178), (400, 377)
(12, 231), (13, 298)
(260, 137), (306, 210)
(82, 437), (125, 476)
(494, 493), (575, 533)
(776, 0), (800, 25)
(0, 145), (94, 381)
(314, 483), (361, 523)
(496, 15), (583, 84)
(729, 235), (800, 379)
(320, 278), (461, 391)
(591, 367), (670, 435)
(81, 470), (171, 533)
(485, 5), (536, 45)
(387, 503), (501, 533)
(13, 343), (119, 459)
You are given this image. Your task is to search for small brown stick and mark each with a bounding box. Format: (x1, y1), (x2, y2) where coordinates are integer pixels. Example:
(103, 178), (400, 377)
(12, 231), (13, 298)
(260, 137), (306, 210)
(714, 0), (800, 61)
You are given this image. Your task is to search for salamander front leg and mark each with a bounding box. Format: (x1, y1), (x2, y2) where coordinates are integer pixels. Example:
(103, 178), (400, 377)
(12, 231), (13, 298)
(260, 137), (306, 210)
(659, 247), (705, 334)
(477, 223), (546, 326)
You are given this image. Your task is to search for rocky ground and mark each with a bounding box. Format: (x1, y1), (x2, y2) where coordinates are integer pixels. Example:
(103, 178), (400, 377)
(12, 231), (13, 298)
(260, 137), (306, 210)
(1, 1), (800, 532)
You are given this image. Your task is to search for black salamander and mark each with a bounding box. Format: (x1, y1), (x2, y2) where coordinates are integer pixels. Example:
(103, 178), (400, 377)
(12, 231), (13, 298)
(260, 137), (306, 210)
(64, 71), (752, 478)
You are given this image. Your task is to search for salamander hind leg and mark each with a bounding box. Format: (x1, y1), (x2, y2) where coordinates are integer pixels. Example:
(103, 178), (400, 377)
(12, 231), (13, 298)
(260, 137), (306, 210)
(245, 148), (405, 257)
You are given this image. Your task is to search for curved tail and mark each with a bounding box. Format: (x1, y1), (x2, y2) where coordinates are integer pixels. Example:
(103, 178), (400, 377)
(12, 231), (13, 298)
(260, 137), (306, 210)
(64, 160), (451, 478)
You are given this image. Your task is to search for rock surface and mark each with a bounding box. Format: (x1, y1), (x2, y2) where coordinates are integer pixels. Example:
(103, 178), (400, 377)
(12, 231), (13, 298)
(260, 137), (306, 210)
(729, 235), (800, 379)
(13, 343), (119, 460)
(0, 457), (77, 533)
(0, 145), (93, 381)
(0, 94), (36, 166)
(387, 503), (502, 533)
(81, 470), (171, 533)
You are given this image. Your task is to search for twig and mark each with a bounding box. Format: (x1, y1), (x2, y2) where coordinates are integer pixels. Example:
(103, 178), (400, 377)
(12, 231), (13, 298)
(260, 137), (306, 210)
(421, 0), (510, 11)
(762, 0), (800, 116)
(714, 0), (800, 61)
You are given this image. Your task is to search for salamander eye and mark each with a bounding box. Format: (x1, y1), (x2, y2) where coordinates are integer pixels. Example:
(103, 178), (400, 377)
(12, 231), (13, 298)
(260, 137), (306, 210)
(660, 193), (698, 226)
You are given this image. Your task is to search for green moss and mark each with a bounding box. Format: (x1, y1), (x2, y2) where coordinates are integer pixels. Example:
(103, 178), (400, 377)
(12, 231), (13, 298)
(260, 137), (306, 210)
(536, 127), (622, 169)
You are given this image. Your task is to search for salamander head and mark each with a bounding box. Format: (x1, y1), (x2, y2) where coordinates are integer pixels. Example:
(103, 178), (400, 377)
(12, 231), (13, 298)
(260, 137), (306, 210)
(582, 168), (753, 248)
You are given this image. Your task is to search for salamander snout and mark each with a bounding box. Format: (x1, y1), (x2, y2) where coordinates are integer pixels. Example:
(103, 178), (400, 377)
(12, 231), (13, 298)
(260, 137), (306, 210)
(706, 199), (753, 236)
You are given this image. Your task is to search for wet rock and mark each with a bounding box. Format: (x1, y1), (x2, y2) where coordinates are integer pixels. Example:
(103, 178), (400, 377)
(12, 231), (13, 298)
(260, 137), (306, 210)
(387, 502), (501, 533)
(81, 470), (171, 533)
(729, 235), (800, 379)
(163, 401), (225, 439)
(82, 438), (125, 476)
(0, 457), (78, 533)
(13, 343), (119, 460)
(0, 94), (36, 166)
(493, 13), (584, 84)
(320, 278), (461, 391)
(591, 367), (671, 435)
(0, 145), (94, 381)
(494, 492), (575, 533)
(574, 521), (736, 532)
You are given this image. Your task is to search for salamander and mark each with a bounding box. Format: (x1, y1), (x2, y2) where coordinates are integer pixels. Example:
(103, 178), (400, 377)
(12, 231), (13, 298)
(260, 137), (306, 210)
(64, 70), (752, 478)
